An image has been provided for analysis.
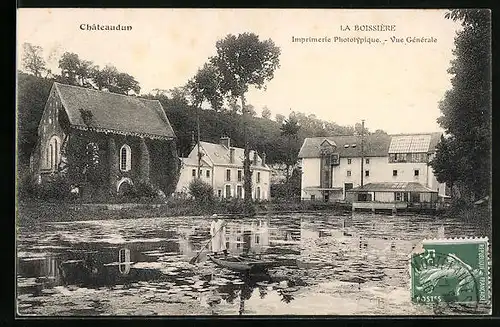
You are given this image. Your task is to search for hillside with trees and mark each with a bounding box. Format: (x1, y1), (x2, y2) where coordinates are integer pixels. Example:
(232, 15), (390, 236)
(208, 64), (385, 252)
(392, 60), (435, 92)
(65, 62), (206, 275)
(17, 38), (384, 200)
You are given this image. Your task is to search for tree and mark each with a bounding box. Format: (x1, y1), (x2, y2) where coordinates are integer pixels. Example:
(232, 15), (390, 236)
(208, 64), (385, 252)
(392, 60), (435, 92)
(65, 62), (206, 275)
(429, 135), (460, 196)
(355, 122), (370, 136)
(373, 129), (388, 135)
(280, 116), (301, 197)
(58, 52), (95, 87)
(186, 62), (224, 179)
(275, 114), (285, 125)
(261, 106), (272, 119)
(90, 65), (107, 90)
(227, 96), (241, 114)
(115, 72), (141, 95)
(431, 9), (491, 201)
(21, 43), (46, 77)
(245, 104), (257, 117)
(211, 32), (281, 204)
(167, 86), (190, 107)
(187, 62), (224, 111)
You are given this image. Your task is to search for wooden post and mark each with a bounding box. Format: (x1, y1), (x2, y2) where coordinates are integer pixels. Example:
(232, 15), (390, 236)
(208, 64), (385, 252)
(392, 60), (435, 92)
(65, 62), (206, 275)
(360, 119), (365, 187)
(197, 102), (202, 179)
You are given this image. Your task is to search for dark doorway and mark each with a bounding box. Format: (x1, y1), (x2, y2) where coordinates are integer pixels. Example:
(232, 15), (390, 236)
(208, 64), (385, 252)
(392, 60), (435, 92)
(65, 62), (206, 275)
(357, 192), (372, 202)
(243, 230), (252, 254)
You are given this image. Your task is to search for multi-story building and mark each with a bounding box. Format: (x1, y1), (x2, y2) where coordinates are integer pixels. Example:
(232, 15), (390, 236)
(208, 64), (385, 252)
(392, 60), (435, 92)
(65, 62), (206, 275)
(176, 136), (271, 200)
(298, 133), (448, 202)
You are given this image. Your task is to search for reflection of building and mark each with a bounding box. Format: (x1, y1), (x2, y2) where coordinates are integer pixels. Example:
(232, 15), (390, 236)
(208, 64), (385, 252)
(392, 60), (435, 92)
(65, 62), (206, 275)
(43, 255), (59, 279)
(224, 220), (270, 254)
(118, 248), (131, 275)
(177, 233), (193, 256)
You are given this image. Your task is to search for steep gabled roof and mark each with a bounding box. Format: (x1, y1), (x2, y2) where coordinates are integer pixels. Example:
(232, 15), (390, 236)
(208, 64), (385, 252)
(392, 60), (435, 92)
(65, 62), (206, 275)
(298, 134), (392, 158)
(186, 141), (270, 169)
(181, 156), (211, 167)
(53, 82), (175, 139)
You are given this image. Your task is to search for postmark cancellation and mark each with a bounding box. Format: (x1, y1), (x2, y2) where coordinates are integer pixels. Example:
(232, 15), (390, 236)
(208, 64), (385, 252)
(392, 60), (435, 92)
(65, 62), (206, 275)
(410, 237), (490, 306)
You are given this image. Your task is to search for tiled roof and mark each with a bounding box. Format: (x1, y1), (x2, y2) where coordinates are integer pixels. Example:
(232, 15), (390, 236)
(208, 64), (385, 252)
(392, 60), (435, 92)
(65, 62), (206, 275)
(198, 141), (270, 169)
(298, 133), (442, 158)
(347, 182), (437, 193)
(54, 82), (175, 139)
(298, 134), (392, 158)
(181, 157), (210, 167)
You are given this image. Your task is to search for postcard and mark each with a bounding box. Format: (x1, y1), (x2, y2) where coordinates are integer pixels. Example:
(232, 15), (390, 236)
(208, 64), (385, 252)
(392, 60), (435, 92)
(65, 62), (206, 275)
(16, 8), (491, 316)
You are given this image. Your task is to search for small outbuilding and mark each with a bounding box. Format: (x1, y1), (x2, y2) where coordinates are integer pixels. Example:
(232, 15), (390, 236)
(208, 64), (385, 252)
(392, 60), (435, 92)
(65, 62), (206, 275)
(346, 182), (439, 213)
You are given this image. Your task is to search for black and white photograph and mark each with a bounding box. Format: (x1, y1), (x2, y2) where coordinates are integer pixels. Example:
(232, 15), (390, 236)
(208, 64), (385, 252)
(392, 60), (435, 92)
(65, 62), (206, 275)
(15, 8), (491, 316)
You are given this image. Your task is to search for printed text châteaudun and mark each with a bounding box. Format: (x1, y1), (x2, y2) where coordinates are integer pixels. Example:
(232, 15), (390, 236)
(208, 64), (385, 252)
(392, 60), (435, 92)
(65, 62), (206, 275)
(80, 24), (132, 31)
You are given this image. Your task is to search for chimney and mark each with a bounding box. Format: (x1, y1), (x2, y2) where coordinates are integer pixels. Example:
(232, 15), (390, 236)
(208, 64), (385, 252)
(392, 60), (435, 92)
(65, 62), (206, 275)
(253, 151), (258, 166)
(220, 136), (230, 148)
(229, 148), (235, 164)
(262, 153), (266, 166)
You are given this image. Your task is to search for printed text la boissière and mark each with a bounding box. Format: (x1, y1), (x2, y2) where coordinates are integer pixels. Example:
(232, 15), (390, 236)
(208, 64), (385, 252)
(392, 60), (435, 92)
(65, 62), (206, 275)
(292, 24), (437, 45)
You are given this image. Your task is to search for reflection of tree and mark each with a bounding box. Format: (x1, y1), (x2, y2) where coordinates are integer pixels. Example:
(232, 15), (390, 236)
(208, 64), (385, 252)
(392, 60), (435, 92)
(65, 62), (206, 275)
(277, 289), (295, 303)
(258, 286), (268, 299)
(240, 283), (253, 300)
(222, 287), (238, 304)
(237, 281), (255, 315)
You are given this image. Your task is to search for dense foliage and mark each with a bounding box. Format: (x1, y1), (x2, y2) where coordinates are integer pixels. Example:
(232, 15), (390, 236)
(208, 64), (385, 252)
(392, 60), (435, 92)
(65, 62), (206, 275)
(188, 179), (214, 203)
(210, 33), (281, 203)
(430, 9), (491, 201)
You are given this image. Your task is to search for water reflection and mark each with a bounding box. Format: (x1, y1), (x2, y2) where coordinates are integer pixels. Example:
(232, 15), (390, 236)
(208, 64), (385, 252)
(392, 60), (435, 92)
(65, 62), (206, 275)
(224, 220), (270, 256)
(16, 213), (489, 315)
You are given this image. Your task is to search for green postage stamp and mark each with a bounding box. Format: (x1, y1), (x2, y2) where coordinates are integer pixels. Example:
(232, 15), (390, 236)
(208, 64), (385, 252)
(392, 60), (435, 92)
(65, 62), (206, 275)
(410, 238), (490, 305)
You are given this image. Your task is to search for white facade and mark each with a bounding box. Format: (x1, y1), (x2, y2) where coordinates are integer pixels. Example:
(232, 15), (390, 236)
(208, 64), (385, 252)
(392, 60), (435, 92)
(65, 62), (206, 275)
(299, 134), (447, 201)
(176, 138), (271, 200)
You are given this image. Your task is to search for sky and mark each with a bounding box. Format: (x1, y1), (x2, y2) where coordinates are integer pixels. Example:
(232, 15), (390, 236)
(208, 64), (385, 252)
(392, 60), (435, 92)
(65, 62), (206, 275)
(17, 9), (462, 134)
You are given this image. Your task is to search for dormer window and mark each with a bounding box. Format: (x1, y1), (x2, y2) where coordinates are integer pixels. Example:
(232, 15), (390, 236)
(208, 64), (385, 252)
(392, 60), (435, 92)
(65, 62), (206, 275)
(351, 144), (357, 148)
(344, 144), (350, 148)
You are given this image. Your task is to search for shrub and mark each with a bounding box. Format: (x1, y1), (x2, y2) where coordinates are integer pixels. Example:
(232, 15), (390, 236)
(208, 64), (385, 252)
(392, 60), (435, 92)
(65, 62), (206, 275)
(32, 175), (72, 200)
(188, 179), (214, 203)
(224, 198), (256, 216)
(135, 181), (159, 198)
(117, 181), (137, 199)
(16, 169), (35, 199)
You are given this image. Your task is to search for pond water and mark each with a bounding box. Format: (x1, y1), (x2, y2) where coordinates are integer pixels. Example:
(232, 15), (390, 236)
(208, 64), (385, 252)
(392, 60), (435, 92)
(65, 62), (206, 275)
(16, 213), (490, 316)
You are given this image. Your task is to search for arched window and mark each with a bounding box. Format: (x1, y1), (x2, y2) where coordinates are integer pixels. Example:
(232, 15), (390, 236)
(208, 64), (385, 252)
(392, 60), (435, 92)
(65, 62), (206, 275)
(47, 136), (61, 171)
(120, 144), (131, 172)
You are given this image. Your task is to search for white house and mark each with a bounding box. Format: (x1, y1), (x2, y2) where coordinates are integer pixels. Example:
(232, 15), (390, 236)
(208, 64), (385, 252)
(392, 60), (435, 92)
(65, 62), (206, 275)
(298, 133), (448, 202)
(176, 136), (271, 200)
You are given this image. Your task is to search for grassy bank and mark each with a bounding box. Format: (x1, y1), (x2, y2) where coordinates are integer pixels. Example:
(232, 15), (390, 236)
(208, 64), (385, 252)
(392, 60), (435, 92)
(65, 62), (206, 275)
(439, 201), (492, 238)
(16, 198), (349, 226)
